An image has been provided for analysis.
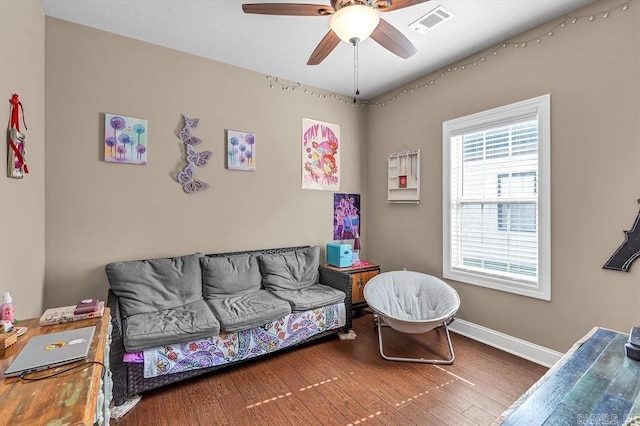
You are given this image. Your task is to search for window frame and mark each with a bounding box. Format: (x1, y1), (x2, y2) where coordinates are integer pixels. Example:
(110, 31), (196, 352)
(442, 94), (551, 301)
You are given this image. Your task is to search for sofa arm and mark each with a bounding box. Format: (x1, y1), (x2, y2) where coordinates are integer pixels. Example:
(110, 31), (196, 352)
(319, 265), (352, 331)
(107, 289), (122, 337)
(107, 289), (128, 406)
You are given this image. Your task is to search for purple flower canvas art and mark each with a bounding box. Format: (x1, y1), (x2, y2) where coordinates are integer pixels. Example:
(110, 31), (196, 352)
(226, 130), (256, 171)
(104, 113), (147, 165)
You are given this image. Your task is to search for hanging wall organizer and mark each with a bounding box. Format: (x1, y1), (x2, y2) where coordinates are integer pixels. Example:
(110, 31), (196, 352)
(388, 148), (420, 203)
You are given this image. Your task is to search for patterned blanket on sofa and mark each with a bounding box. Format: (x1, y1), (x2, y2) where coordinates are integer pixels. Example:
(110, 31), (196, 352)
(140, 303), (346, 378)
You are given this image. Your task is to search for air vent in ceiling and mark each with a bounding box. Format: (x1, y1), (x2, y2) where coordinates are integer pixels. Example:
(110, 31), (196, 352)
(409, 5), (454, 34)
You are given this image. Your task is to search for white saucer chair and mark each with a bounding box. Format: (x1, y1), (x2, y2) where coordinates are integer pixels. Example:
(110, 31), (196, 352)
(363, 271), (460, 364)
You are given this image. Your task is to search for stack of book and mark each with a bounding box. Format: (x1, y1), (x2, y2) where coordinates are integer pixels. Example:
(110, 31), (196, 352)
(39, 299), (105, 326)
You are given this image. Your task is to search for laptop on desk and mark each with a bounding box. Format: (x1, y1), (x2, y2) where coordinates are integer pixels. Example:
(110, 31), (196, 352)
(3, 326), (96, 377)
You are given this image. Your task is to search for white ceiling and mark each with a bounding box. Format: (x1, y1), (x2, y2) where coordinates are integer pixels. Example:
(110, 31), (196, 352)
(40, 0), (597, 99)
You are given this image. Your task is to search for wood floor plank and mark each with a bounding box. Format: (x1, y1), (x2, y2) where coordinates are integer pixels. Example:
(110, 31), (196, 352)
(428, 401), (480, 426)
(255, 348), (352, 425)
(290, 356), (381, 424)
(427, 382), (475, 414)
(463, 405), (499, 425)
(325, 337), (465, 412)
(216, 392), (262, 425)
(231, 365), (295, 425)
(437, 359), (531, 406)
(123, 390), (170, 426)
(249, 357), (323, 425)
(362, 399), (416, 425)
(444, 380), (508, 417)
(176, 373), (232, 425)
(300, 342), (418, 410)
(113, 313), (548, 425)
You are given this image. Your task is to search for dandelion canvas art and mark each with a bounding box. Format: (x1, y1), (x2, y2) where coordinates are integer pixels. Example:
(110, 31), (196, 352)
(302, 118), (340, 191)
(104, 113), (147, 165)
(226, 130), (256, 171)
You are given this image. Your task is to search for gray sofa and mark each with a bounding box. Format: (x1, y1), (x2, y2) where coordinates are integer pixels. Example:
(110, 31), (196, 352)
(106, 246), (352, 406)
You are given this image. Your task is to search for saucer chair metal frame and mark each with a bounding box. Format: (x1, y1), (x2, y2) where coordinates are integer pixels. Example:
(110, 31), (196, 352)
(364, 271), (460, 365)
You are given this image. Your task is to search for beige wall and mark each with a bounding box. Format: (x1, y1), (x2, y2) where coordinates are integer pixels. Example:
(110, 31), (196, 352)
(367, 0), (640, 352)
(0, 1), (46, 319)
(44, 18), (366, 309)
(40, 0), (640, 352)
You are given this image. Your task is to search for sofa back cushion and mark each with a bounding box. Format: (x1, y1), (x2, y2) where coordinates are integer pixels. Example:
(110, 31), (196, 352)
(105, 253), (203, 319)
(201, 254), (262, 298)
(258, 246), (320, 291)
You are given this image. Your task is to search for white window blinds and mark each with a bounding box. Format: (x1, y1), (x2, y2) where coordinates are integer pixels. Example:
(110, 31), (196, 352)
(443, 95), (551, 300)
(451, 119), (538, 282)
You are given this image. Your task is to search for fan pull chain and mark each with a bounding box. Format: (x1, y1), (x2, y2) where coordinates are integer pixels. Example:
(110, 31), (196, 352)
(353, 40), (360, 103)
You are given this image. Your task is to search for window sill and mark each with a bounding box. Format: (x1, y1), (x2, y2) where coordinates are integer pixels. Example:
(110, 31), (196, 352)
(444, 268), (550, 301)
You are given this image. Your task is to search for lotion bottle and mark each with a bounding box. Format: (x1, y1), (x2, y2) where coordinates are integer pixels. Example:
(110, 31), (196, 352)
(1, 292), (15, 324)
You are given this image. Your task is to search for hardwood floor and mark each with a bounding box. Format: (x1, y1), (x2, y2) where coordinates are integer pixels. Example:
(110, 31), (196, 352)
(113, 313), (547, 425)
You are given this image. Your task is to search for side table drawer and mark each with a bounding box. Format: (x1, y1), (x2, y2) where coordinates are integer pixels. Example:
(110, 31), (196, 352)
(323, 263), (381, 315)
(352, 270), (380, 305)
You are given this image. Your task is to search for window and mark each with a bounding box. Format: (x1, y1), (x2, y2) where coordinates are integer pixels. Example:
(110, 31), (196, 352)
(443, 95), (551, 300)
(498, 172), (536, 233)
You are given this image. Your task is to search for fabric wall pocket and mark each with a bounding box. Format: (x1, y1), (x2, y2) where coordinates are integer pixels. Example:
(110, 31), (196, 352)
(7, 94), (28, 179)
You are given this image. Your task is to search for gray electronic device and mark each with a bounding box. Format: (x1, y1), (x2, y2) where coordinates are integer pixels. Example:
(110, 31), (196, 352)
(626, 326), (640, 361)
(3, 326), (95, 377)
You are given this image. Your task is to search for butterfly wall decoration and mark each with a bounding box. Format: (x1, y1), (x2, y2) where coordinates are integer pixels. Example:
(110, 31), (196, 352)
(176, 115), (211, 194)
(177, 163), (209, 194)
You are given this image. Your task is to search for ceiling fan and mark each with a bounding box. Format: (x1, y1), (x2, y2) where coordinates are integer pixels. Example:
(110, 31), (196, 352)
(242, 0), (430, 65)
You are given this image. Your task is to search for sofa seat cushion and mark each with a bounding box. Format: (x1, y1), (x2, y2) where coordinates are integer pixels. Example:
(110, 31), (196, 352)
(201, 254), (261, 298)
(123, 299), (220, 352)
(269, 284), (346, 311)
(258, 246), (320, 291)
(106, 253), (203, 319)
(206, 290), (292, 333)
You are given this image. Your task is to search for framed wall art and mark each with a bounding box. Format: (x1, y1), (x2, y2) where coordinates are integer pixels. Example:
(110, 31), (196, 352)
(104, 113), (147, 165)
(226, 130), (256, 171)
(333, 193), (360, 240)
(302, 118), (340, 191)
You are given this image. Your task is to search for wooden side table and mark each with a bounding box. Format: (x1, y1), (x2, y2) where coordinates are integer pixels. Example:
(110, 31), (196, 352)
(0, 309), (112, 425)
(324, 262), (381, 315)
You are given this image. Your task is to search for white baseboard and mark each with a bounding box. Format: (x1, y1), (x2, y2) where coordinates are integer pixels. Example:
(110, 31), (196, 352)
(448, 318), (563, 368)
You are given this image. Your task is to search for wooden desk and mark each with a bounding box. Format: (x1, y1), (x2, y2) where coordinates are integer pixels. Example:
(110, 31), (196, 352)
(500, 327), (640, 425)
(0, 309), (112, 425)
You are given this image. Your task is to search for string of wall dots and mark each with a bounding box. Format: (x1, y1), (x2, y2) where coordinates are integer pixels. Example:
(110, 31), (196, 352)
(266, 1), (632, 108)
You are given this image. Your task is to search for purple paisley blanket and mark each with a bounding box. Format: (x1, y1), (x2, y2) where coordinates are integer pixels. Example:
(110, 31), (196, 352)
(139, 303), (346, 378)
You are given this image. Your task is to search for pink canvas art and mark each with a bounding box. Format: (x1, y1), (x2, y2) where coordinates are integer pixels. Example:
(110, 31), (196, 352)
(302, 118), (340, 191)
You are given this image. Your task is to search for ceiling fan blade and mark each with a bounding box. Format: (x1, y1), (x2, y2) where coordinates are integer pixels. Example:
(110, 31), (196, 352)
(376, 0), (430, 12)
(307, 30), (341, 65)
(242, 3), (334, 16)
(370, 18), (417, 59)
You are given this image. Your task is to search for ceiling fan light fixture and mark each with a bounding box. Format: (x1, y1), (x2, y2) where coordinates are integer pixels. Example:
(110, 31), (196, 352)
(330, 5), (380, 44)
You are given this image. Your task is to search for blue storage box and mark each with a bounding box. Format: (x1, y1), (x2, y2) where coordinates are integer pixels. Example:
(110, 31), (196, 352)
(326, 242), (353, 267)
